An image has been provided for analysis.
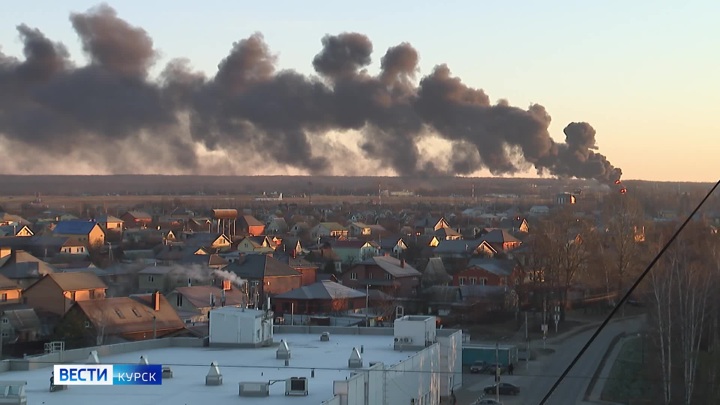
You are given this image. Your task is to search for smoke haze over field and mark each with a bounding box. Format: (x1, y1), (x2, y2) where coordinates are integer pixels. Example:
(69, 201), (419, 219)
(0, 4), (621, 183)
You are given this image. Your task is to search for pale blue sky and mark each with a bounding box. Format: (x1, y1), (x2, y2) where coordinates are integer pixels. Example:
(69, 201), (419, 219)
(2, 1), (719, 181)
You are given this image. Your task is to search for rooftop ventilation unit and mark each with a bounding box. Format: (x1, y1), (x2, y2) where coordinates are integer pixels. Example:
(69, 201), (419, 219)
(87, 350), (100, 364)
(139, 355), (149, 365)
(276, 339), (291, 360)
(206, 361), (223, 386)
(348, 347), (363, 368)
(320, 332), (330, 342)
(239, 381), (270, 397)
(285, 377), (308, 396)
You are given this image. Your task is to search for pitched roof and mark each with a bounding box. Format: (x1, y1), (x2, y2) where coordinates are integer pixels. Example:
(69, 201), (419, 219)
(173, 285), (246, 308)
(466, 258), (516, 277)
(332, 240), (378, 249)
(433, 240), (483, 254)
(356, 256), (421, 278)
(0, 250), (55, 279)
(75, 294), (185, 335)
(53, 220), (101, 236)
(94, 215), (123, 223)
(0, 304), (41, 331)
(479, 229), (521, 244)
(123, 211), (153, 220)
(0, 273), (20, 290)
(225, 254), (301, 279)
(44, 271), (107, 291)
(240, 215), (264, 227)
(318, 222), (347, 232)
(274, 280), (366, 300)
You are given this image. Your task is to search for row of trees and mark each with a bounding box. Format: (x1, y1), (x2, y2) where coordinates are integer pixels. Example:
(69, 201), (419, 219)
(518, 191), (720, 404)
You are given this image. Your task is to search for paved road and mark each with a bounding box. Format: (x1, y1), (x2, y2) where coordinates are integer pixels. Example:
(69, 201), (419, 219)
(456, 317), (642, 405)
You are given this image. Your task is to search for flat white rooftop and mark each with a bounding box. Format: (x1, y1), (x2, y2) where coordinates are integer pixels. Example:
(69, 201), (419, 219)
(2, 333), (418, 405)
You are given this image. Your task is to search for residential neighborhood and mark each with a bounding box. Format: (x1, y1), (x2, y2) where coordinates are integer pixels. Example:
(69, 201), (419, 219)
(0, 176), (716, 404)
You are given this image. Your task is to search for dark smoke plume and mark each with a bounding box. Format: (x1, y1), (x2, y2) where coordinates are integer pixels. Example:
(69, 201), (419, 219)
(0, 5), (621, 182)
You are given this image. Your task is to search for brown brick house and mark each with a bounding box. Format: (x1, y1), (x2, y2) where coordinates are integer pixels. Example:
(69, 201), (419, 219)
(340, 256), (421, 298)
(22, 272), (107, 316)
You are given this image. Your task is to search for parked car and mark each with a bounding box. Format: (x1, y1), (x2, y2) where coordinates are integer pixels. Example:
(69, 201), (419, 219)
(471, 398), (504, 405)
(470, 361), (489, 373)
(483, 382), (520, 395)
(484, 363), (506, 375)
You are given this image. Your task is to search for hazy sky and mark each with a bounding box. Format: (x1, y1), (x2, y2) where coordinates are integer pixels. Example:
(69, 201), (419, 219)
(2, 1), (719, 182)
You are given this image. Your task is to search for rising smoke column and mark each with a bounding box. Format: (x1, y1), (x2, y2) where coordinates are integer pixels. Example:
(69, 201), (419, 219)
(0, 5), (622, 182)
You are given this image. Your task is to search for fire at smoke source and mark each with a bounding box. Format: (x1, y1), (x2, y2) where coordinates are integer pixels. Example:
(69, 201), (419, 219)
(0, 4), (621, 183)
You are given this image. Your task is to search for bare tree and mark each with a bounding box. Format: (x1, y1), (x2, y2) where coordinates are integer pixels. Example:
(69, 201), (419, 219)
(601, 194), (646, 310)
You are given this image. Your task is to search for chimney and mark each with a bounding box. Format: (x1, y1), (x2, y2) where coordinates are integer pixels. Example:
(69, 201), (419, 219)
(188, 278), (192, 287)
(153, 291), (160, 311)
(400, 259), (405, 268)
(222, 280), (231, 291)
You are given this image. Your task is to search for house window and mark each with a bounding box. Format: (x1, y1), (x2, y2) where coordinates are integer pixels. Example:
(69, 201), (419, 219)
(385, 273), (392, 280)
(80, 247), (85, 253)
(148, 275), (154, 282)
(480, 278), (488, 286)
(458, 277), (466, 286)
(350, 273), (357, 280)
(0, 294), (6, 302)
(132, 308), (142, 317)
(114, 308), (125, 319)
(176, 295), (183, 307)
(1, 332), (8, 338)
(469, 277), (477, 285)
(1, 318), (8, 324)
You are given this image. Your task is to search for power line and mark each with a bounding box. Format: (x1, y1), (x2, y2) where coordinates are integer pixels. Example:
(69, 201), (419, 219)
(538, 179), (720, 405)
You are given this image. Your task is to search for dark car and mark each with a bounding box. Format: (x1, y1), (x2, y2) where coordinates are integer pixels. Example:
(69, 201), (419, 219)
(483, 382), (520, 395)
(484, 363), (506, 375)
(471, 398), (504, 405)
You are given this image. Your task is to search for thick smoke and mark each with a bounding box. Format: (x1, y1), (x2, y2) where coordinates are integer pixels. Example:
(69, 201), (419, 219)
(0, 5), (621, 182)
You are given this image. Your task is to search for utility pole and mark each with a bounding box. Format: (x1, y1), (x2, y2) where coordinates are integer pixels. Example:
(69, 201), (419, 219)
(152, 315), (157, 339)
(495, 341), (500, 403)
(365, 284), (369, 327)
(525, 312), (530, 370)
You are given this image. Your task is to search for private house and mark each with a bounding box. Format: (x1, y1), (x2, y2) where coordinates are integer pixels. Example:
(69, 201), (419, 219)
(349, 222), (372, 237)
(311, 222), (349, 239)
(423, 285), (508, 322)
(52, 220), (106, 248)
(277, 237), (304, 257)
(224, 255), (302, 305)
(94, 215), (124, 234)
(58, 292), (186, 345)
(22, 271), (107, 317)
(120, 211), (153, 229)
(274, 254), (318, 286)
(454, 258), (518, 287)
(341, 256), (422, 298)
(184, 232), (232, 251)
(238, 215), (265, 236)
(420, 257), (452, 288)
(289, 221), (310, 237)
(433, 240), (497, 259)
(137, 265), (215, 294)
(332, 240), (380, 264)
(0, 249), (55, 288)
(273, 280), (367, 316)
(498, 217), (530, 234)
(59, 237), (89, 256)
(266, 217), (288, 235)
(0, 304), (42, 343)
(166, 284), (246, 323)
(0, 225), (33, 237)
(478, 229), (522, 252)
(414, 216), (451, 235)
(435, 227), (462, 241)
(556, 193), (577, 205)
(377, 235), (408, 257)
(236, 236), (275, 255)
(0, 274), (22, 305)
(0, 213), (30, 227)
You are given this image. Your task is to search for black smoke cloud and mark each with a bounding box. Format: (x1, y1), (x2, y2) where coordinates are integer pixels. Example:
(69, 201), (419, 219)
(0, 4), (621, 182)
